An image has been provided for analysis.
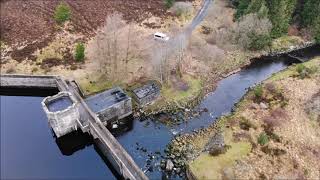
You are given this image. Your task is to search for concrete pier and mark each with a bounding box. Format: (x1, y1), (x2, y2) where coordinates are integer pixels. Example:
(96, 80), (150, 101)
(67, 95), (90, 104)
(0, 74), (148, 180)
(0, 74), (58, 89)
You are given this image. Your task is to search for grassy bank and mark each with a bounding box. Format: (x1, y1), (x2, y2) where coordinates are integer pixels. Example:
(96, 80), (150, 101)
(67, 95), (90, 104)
(189, 129), (251, 179)
(187, 56), (320, 179)
(143, 74), (203, 114)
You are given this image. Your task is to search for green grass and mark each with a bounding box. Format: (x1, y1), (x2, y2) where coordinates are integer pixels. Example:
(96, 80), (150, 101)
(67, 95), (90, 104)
(145, 75), (202, 113)
(269, 57), (320, 82)
(79, 75), (119, 95)
(271, 36), (303, 52)
(161, 75), (202, 102)
(254, 85), (263, 99)
(189, 130), (251, 179)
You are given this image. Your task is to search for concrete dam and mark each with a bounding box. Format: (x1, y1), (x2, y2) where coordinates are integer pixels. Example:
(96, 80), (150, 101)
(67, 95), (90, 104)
(0, 74), (148, 180)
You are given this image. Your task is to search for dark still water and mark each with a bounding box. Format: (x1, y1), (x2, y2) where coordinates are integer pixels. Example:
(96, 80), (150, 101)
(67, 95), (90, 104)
(0, 96), (116, 179)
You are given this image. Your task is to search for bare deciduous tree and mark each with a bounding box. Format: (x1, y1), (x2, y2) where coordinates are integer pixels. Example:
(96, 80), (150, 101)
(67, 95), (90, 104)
(230, 13), (272, 49)
(151, 32), (189, 84)
(89, 13), (144, 82)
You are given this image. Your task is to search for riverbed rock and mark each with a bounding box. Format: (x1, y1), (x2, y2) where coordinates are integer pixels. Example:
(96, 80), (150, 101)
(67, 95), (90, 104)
(160, 160), (166, 169)
(260, 102), (269, 109)
(166, 159), (174, 171)
(250, 103), (260, 110)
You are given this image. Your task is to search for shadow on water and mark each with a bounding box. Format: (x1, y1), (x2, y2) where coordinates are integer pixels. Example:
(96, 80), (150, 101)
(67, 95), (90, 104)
(54, 130), (124, 179)
(54, 116), (134, 179)
(286, 44), (320, 60)
(0, 87), (59, 97)
(55, 116), (134, 156)
(55, 130), (93, 156)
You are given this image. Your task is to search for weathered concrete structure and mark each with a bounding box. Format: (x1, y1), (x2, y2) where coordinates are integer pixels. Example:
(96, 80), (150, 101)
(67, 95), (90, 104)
(0, 74), (58, 89)
(0, 74), (148, 180)
(42, 92), (79, 138)
(85, 87), (132, 124)
(132, 82), (160, 106)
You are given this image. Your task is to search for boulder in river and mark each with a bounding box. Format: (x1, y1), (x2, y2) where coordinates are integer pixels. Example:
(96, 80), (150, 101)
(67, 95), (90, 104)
(166, 159), (174, 171)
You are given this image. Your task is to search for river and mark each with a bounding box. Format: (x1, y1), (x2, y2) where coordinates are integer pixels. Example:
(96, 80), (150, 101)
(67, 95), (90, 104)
(1, 44), (319, 179)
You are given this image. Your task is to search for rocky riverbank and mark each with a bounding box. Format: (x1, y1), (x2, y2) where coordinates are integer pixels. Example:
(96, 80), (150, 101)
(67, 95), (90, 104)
(169, 56), (320, 179)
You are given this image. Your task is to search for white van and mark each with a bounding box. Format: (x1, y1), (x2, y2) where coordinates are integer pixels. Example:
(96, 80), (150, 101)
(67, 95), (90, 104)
(153, 32), (170, 41)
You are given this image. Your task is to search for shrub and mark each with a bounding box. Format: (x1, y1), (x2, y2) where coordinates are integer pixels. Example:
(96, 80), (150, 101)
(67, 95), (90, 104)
(171, 2), (193, 19)
(297, 64), (309, 79)
(261, 145), (286, 156)
(263, 107), (288, 132)
(296, 64), (306, 74)
(75, 43), (85, 62)
(234, 0), (251, 20)
(31, 67), (38, 73)
(239, 117), (255, 130)
(269, 132), (281, 142)
(6, 67), (16, 74)
(209, 145), (231, 156)
(264, 82), (287, 104)
(254, 85), (263, 99)
(248, 33), (272, 50)
(264, 82), (276, 93)
(257, 132), (269, 145)
(70, 64), (77, 70)
(232, 13), (272, 50)
(54, 2), (71, 24)
(296, 64), (317, 79)
(164, 0), (175, 9)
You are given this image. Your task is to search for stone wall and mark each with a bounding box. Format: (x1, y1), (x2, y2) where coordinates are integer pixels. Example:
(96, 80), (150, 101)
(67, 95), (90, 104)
(132, 82), (160, 107)
(97, 97), (132, 123)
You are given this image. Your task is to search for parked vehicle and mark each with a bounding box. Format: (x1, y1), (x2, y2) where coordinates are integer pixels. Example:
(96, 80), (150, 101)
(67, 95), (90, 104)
(153, 32), (170, 41)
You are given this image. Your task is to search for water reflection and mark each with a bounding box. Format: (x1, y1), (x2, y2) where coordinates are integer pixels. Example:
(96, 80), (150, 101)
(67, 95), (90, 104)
(55, 130), (93, 156)
(54, 129), (125, 179)
(55, 115), (134, 156)
(0, 87), (58, 97)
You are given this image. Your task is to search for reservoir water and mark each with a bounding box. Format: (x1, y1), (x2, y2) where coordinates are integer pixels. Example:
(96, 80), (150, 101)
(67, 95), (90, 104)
(0, 96), (117, 179)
